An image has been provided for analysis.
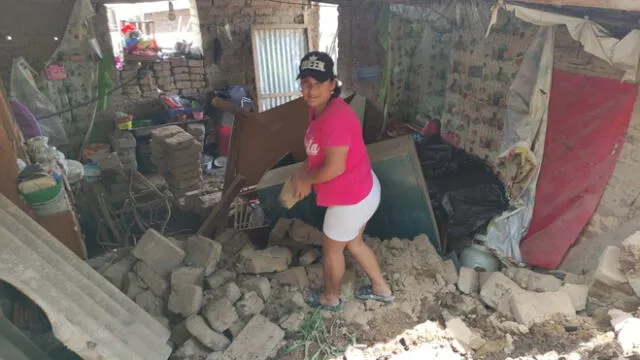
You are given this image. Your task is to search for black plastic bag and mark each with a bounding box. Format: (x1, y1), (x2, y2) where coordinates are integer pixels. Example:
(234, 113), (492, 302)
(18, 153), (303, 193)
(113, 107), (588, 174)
(441, 183), (509, 238)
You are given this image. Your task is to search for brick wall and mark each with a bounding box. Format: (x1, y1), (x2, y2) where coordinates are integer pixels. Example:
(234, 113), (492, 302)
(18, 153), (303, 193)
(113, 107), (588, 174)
(144, 9), (192, 33)
(338, 2), (640, 268)
(195, 0), (319, 92)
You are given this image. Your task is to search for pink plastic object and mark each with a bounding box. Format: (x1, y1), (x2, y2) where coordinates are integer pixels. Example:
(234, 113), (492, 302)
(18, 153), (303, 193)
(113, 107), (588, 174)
(45, 65), (67, 80)
(193, 111), (204, 120)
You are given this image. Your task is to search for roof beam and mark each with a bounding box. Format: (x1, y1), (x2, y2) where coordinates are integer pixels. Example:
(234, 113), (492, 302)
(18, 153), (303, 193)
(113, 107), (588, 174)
(513, 0), (640, 12)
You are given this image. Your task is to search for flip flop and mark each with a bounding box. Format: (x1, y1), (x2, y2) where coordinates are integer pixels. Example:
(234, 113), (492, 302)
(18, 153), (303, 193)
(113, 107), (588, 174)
(355, 285), (395, 303)
(305, 289), (344, 311)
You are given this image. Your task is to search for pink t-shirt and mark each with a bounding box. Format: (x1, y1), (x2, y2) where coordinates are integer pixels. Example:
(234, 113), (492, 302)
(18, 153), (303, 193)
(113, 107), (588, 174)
(303, 97), (373, 207)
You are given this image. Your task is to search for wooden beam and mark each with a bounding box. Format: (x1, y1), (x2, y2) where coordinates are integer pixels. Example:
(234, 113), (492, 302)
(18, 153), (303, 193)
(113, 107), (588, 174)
(513, 0), (640, 12)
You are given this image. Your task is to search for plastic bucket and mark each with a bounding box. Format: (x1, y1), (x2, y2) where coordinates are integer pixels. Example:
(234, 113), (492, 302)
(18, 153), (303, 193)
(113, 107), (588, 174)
(22, 181), (69, 217)
(217, 125), (232, 157)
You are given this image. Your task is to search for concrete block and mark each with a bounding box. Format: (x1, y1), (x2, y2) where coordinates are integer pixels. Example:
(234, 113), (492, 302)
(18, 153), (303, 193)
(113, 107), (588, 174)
(510, 291), (576, 325)
(186, 235), (223, 276)
(594, 246), (627, 286)
(236, 291), (265, 319)
(124, 271), (147, 299)
(240, 277), (271, 301)
(190, 66), (205, 74)
(173, 338), (210, 359)
(228, 319), (247, 339)
(102, 254), (137, 290)
(306, 264), (324, 288)
(190, 74), (206, 82)
(206, 269), (237, 289)
(188, 59), (204, 67)
(134, 261), (169, 298)
(269, 218), (291, 240)
(176, 81), (192, 89)
(135, 290), (164, 316)
(153, 62), (171, 71)
(0, 194), (172, 360)
(174, 73), (190, 81)
(132, 229), (185, 276)
(457, 267), (479, 295)
(237, 247), (292, 274)
(186, 315), (231, 351)
(526, 272), (563, 292)
(192, 81), (206, 89)
(627, 277), (640, 298)
(279, 311), (305, 333)
(480, 272), (524, 310)
(272, 267), (309, 289)
(298, 249), (320, 266)
(560, 283), (589, 312)
(168, 284), (204, 316)
(218, 281), (243, 304)
(203, 298), (239, 332)
(221, 314), (285, 360)
(172, 66), (190, 74)
(290, 219), (324, 246)
(172, 267), (205, 287)
(442, 259), (458, 285)
(478, 272), (493, 288)
(446, 317), (485, 351)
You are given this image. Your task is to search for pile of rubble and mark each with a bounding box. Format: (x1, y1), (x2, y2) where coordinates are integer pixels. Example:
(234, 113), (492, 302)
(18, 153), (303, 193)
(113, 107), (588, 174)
(90, 219), (640, 360)
(151, 126), (203, 197)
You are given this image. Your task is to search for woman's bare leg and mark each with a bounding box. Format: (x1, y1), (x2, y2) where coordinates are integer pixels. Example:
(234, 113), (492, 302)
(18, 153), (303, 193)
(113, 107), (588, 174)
(346, 227), (392, 296)
(320, 236), (348, 306)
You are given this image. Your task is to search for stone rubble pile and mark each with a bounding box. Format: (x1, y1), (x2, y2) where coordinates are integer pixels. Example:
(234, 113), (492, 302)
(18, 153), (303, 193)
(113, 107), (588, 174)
(90, 220), (640, 360)
(151, 126), (203, 198)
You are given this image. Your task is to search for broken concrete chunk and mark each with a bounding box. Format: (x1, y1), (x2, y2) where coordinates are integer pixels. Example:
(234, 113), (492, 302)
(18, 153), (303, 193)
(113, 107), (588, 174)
(186, 235), (223, 276)
(270, 218), (292, 240)
(101, 253), (137, 290)
(340, 269), (357, 301)
(134, 290), (164, 316)
(186, 315), (231, 351)
(306, 264), (324, 288)
(478, 272), (493, 288)
(123, 271), (147, 299)
(168, 284), (204, 317)
(173, 338), (211, 359)
(289, 219), (324, 246)
(299, 248), (320, 267)
(206, 269), (237, 289)
(134, 261), (169, 298)
(203, 298), (239, 333)
(594, 246), (628, 286)
(237, 246), (293, 274)
(480, 272), (524, 310)
(222, 314), (285, 360)
(272, 267), (309, 289)
(510, 291), (576, 325)
(240, 277), (271, 301)
(560, 283), (588, 312)
(526, 272), (563, 292)
(457, 267), (479, 295)
(279, 311), (305, 333)
(442, 259), (458, 285)
(132, 229), (185, 276)
(236, 291), (265, 319)
(609, 309), (640, 356)
(217, 281), (243, 304)
(171, 267), (205, 287)
(446, 317), (486, 351)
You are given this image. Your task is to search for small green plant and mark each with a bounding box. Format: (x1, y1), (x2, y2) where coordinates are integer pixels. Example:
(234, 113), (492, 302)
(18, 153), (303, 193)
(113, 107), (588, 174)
(282, 310), (355, 360)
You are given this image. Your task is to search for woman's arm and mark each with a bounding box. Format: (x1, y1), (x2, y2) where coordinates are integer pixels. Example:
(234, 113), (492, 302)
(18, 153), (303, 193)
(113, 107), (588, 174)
(300, 146), (348, 184)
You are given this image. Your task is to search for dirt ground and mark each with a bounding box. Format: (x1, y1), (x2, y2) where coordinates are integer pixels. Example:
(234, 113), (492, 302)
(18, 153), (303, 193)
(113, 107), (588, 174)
(267, 235), (637, 360)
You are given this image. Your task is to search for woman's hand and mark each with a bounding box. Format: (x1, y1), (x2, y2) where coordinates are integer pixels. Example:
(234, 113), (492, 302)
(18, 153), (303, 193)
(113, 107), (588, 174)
(291, 170), (312, 200)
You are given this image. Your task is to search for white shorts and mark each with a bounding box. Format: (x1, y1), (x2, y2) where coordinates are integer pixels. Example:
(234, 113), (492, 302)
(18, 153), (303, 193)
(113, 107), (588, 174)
(323, 171), (381, 242)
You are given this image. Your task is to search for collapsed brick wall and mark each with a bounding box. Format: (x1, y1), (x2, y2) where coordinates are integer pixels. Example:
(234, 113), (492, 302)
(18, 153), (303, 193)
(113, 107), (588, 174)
(338, 2), (640, 267)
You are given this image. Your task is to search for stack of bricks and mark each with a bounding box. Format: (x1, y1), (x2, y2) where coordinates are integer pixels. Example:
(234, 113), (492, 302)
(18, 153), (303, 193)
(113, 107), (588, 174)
(119, 59), (207, 100)
(110, 130), (138, 173)
(150, 126), (203, 197)
(186, 123), (206, 143)
(170, 59), (207, 97)
(96, 152), (130, 205)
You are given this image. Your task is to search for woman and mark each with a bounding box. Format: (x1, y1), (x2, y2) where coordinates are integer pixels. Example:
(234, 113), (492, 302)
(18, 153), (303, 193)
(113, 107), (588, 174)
(291, 51), (394, 311)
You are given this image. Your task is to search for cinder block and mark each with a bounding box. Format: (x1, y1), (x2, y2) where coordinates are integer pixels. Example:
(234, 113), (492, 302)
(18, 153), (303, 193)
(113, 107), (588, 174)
(135, 261), (169, 298)
(560, 283), (588, 312)
(186, 315), (231, 351)
(272, 267), (309, 289)
(168, 284), (204, 316)
(457, 267), (479, 295)
(203, 298), (239, 332)
(594, 246), (627, 286)
(237, 247), (292, 274)
(186, 235), (223, 276)
(221, 314), (285, 360)
(510, 291), (576, 325)
(171, 267), (205, 287)
(206, 269), (237, 289)
(240, 277), (271, 301)
(236, 291), (265, 319)
(132, 229), (185, 276)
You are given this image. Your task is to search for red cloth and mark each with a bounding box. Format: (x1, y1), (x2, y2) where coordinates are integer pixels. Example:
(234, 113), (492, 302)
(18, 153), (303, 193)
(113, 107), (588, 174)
(520, 71), (638, 269)
(304, 97), (373, 207)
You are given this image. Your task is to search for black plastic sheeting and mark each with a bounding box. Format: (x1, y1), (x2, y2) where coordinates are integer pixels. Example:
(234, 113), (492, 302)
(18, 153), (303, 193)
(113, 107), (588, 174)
(415, 136), (509, 251)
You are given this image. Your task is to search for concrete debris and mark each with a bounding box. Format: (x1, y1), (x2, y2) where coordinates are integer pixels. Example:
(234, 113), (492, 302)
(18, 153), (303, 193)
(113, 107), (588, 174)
(289, 219), (324, 246)
(306, 263), (324, 288)
(442, 259), (458, 285)
(172, 267), (205, 287)
(221, 314), (285, 360)
(124, 271), (147, 299)
(172, 338), (210, 359)
(240, 277), (271, 301)
(620, 232), (640, 297)
(446, 317), (486, 351)
(560, 283), (589, 312)
(480, 272), (524, 316)
(237, 246), (293, 274)
(272, 266), (309, 289)
(101, 252), (137, 289)
(236, 291), (265, 319)
(168, 284), (204, 317)
(510, 291), (576, 325)
(299, 248), (320, 266)
(609, 309), (640, 356)
(133, 229), (186, 276)
(135, 290), (164, 316)
(185, 315), (231, 351)
(151, 126), (203, 197)
(457, 267), (479, 295)
(135, 261), (169, 298)
(279, 311), (305, 333)
(186, 235), (223, 276)
(203, 298), (239, 333)
(589, 245), (640, 312)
